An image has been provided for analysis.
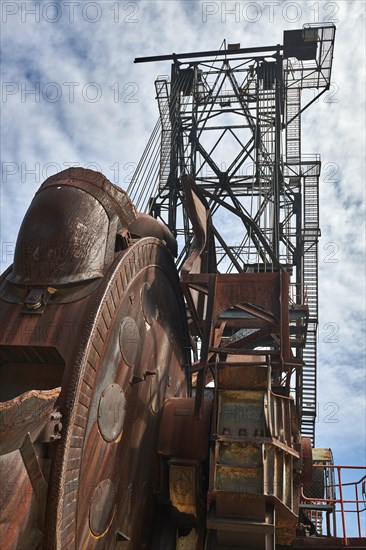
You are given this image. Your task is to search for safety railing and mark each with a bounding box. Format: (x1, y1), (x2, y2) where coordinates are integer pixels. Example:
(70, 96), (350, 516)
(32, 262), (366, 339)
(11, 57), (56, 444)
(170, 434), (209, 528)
(300, 465), (366, 545)
(289, 282), (308, 308)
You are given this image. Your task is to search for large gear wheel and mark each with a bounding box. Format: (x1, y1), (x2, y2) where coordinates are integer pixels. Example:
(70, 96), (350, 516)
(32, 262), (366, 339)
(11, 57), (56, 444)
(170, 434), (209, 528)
(0, 168), (191, 549)
(42, 238), (190, 549)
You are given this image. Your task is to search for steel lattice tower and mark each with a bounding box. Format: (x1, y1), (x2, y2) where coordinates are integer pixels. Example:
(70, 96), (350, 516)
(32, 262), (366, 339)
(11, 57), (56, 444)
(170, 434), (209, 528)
(132, 24), (336, 444)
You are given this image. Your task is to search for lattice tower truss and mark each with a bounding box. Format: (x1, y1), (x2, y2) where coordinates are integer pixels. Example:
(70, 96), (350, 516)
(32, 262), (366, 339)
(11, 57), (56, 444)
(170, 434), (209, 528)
(132, 24), (336, 445)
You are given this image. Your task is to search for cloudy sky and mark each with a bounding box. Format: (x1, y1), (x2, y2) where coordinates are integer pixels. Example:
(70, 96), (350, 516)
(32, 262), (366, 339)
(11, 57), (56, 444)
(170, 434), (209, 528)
(1, 0), (365, 526)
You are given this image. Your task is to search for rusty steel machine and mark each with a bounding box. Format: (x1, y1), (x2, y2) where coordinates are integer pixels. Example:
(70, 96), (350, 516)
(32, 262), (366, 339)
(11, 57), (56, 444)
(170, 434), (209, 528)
(1, 23), (364, 549)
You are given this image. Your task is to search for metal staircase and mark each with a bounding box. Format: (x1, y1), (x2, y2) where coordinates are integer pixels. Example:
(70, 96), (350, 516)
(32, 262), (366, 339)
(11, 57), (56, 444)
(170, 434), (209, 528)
(301, 166), (320, 444)
(155, 78), (172, 190)
(285, 81), (319, 445)
(286, 88), (301, 163)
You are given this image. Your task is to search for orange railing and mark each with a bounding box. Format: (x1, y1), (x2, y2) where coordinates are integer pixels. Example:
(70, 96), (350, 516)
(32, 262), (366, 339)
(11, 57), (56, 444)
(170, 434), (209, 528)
(300, 465), (366, 545)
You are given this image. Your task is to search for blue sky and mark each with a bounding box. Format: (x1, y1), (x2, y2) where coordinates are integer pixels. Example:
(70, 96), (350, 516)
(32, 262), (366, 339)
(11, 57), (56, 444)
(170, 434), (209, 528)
(1, 0), (365, 523)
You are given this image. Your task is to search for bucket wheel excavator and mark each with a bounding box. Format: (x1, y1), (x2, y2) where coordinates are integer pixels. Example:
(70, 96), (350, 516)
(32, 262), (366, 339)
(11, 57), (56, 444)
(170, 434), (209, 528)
(1, 23), (365, 550)
(0, 166), (310, 550)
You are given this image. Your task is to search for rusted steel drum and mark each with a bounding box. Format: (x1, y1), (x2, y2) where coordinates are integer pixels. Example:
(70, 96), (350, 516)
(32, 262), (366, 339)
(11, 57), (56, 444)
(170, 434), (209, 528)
(0, 168), (190, 549)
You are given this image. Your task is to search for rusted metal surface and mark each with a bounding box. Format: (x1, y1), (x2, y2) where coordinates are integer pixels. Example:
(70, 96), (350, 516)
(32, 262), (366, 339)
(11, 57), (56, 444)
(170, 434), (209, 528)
(42, 410), (63, 442)
(181, 175), (216, 276)
(89, 478), (116, 536)
(207, 379), (301, 545)
(312, 448), (334, 463)
(217, 356), (268, 390)
(128, 212), (177, 257)
(0, 157), (356, 549)
(43, 239), (190, 549)
(7, 167), (137, 286)
(0, 389), (60, 454)
(119, 316), (141, 368)
(157, 397), (212, 461)
(156, 398), (212, 520)
(300, 437), (314, 485)
(176, 175), (303, 547)
(0, 169), (190, 549)
(168, 459), (200, 516)
(181, 269), (294, 426)
(181, 272), (291, 357)
(97, 383), (126, 443)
